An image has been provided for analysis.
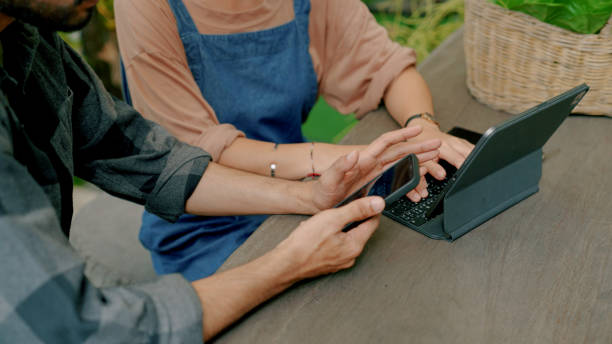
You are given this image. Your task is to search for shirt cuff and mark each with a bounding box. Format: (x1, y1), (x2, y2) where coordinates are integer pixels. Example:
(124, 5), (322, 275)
(145, 143), (211, 222)
(130, 274), (203, 344)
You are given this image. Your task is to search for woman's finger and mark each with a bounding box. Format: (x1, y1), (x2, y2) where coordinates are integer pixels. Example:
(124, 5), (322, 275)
(422, 160), (446, 180)
(414, 177), (429, 199)
(439, 143), (465, 169)
(454, 138), (474, 159)
(406, 189), (422, 202)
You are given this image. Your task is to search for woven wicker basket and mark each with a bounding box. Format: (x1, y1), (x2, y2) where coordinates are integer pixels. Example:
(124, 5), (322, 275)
(464, 0), (612, 115)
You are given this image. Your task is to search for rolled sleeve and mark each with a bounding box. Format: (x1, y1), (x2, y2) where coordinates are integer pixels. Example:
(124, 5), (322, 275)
(63, 40), (212, 221)
(145, 142), (211, 222)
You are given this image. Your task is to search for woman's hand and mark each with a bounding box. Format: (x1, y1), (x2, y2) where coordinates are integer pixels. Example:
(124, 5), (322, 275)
(404, 119), (474, 202)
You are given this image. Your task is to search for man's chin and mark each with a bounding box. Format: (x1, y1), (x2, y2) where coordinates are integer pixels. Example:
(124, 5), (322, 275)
(15, 6), (95, 32)
(51, 8), (94, 32)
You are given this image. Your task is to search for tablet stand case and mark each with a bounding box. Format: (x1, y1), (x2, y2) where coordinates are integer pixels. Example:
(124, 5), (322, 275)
(395, 84), (589, 242)
(414, 148), (542, 241)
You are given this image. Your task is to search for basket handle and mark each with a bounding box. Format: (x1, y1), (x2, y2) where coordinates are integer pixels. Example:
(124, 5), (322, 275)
(601, 15), (612, 37)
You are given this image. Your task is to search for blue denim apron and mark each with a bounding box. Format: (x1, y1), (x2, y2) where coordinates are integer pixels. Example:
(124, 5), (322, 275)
(134, 0), (318, 281)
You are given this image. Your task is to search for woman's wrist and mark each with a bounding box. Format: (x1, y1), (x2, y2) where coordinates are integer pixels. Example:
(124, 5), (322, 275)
(403, 112), (439, 128)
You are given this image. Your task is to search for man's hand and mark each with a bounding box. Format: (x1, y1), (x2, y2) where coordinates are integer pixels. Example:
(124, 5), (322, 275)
(277, 196), (385, 279)
(191, 196), (385, 340)
(310, 126), (441, 212)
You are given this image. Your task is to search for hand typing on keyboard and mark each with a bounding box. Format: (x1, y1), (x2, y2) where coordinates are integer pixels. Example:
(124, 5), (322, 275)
(387, 160), (457, 227)
(403, 123), (475, 202)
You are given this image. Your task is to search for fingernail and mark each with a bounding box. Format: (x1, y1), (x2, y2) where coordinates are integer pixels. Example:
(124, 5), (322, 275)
(370, 197), (385, 212)
(420, 189), (428, 198)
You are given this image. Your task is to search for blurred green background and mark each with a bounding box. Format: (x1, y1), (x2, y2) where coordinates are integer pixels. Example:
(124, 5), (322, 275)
(63, 0), (464, 145)
(303, 0), (464, 143)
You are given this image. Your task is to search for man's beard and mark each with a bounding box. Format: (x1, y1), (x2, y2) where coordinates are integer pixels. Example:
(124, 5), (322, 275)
(0, 0), (94, 32)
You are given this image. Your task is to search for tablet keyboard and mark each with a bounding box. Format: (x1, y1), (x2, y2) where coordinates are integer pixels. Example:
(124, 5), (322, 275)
(385, 162), (457, 226)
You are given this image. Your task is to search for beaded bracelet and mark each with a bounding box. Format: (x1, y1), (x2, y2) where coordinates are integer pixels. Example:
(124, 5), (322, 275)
(307, 142), (320, 178)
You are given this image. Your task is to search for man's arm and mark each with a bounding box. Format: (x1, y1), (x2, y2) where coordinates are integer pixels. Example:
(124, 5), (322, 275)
(0, 111), (388, 344)
(0, 116), (203, 343)
(184, 126), (441, 216)
(191, 196), (386, 341)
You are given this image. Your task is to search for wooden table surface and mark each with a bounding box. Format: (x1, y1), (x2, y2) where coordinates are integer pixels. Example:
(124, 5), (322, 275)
(216, 28), (612, 344)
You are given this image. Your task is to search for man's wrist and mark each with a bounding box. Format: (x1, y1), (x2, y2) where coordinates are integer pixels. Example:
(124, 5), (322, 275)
(267, 243), (304, 286)
(273, 231), (317, 285)
(294, 180), (319, 215)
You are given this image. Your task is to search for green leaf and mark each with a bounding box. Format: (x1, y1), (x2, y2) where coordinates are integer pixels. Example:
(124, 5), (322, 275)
(490, 0), (612, 34)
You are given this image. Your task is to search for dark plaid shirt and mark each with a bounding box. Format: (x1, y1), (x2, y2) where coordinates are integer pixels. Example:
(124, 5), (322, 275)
(0, 21), (210, 343)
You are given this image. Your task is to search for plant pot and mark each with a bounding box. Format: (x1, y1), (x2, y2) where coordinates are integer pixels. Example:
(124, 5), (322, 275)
(464, 0), (612, 115)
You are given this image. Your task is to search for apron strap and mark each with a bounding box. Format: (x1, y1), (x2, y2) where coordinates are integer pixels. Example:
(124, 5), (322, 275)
(167, 0), (199, 36)
(293, 0), (310, 16)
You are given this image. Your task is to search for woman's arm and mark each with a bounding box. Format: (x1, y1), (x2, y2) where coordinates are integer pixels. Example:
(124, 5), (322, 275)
(309, 0), (474, 201)
(383, 66), (434, 124)
(115, 0), (366, 180)
(384, 67), (474, 170)
(217, 138), (363, 180)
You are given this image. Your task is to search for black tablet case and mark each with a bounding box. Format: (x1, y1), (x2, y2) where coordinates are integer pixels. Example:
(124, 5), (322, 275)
(388, 84), (589, 241)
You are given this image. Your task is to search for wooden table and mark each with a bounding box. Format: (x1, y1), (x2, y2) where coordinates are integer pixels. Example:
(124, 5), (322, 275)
(216, 28), (612, 344)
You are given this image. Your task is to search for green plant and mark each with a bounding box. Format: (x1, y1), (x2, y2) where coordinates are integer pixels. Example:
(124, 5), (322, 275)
(491, 0), (612, 34)
(372, 0), (464, 62)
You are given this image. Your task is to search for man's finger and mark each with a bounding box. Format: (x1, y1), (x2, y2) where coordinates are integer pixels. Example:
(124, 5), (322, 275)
(378, 139), (441, 166)
(414, 150), (439, 164)
(345, 214), (380, 247)
(322, 150), (359, 186)
(379, 139), (442, 164)
(412, 138), (442, 154)
(333, 196), (385, 229)
(364, 126), (423, 158)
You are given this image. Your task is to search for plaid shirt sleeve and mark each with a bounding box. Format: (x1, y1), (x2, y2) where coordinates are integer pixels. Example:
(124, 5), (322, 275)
(63, 38), (211, 222)
(0, 109), (203, 343)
